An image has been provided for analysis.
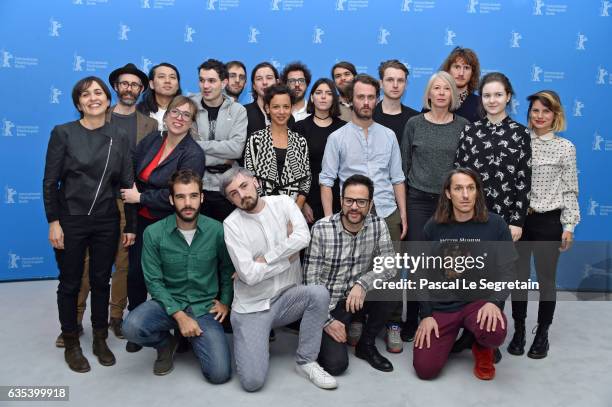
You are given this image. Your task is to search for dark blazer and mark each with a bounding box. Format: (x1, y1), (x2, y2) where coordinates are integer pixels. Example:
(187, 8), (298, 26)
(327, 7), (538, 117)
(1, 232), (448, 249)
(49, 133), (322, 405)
(134, 130), (206, 219)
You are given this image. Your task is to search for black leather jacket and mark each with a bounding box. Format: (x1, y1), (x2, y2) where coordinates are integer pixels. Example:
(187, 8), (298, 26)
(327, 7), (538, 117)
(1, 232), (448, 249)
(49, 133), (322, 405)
(43, 120), (136, 233)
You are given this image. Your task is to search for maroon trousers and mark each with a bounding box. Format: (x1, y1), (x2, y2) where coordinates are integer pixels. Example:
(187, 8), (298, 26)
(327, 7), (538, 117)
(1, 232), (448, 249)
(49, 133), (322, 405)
(413, 301), (507, 380)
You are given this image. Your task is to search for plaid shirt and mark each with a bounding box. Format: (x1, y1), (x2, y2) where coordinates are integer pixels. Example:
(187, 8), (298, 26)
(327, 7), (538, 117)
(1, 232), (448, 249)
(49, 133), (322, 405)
(303, 212), (396, 325)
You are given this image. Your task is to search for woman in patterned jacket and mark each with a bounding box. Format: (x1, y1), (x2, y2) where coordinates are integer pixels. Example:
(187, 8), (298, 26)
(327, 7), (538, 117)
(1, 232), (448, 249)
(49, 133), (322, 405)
(454, 72), (532, 241)
(244, 84), (311, 208)
(507, 90), (579, 360)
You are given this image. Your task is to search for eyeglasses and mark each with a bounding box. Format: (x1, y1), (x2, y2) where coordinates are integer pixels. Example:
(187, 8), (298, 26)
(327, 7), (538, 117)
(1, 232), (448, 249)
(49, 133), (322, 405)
(287, 78), (306, 86)
(229, 73), (246, 82)
(342, 197), (370, 208)
(118, 81), (143, 90)
(169, 108), (193, 121)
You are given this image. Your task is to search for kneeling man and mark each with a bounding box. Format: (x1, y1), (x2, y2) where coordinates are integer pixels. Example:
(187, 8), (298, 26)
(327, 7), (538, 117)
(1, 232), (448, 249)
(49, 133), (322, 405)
(221, 167), (337, 391)
(123, 170), (233, 383)
(413, 168), (515, 380)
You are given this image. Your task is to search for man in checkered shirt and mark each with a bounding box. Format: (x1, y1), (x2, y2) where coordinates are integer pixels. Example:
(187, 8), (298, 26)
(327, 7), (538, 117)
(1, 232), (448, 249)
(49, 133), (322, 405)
(304, 174), (397, 375)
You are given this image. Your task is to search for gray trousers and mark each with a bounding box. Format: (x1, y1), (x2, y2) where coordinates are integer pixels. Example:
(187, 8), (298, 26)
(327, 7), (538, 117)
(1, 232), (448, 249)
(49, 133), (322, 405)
(231, 284), (330, 392)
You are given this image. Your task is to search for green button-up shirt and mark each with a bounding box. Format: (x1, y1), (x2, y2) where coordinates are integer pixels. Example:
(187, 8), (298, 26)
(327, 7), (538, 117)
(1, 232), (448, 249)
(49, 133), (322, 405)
(142, 214), (234, 317)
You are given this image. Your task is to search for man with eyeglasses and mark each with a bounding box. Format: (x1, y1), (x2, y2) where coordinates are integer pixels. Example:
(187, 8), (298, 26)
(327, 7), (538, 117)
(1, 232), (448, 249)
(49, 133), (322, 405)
(304, 174), (397, 374)
(190, 58), (247, 222)
(225, 60), (247, 103)
(281, 62), (312, 122)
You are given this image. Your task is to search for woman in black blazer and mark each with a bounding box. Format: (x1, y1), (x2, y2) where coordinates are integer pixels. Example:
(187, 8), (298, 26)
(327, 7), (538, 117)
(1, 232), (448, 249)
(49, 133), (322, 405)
(120, 95), (205, 343)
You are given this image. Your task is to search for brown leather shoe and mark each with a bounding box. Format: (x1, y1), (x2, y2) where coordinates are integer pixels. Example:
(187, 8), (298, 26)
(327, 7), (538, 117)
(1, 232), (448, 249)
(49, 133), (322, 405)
(55, 324), (83, 348)
(93, 328), (116, 366)
(63, 332), (90, 373)
(109, 318), (125, 339)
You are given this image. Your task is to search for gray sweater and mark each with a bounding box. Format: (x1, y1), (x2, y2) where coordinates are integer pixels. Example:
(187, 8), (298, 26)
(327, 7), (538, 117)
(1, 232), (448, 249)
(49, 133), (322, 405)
(400, 113), (469, 194)
(190, 94), (248, 191)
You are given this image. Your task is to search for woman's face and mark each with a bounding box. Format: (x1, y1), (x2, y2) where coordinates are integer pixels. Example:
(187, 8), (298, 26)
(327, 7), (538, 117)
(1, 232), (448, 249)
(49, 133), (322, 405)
(481, 81), (510, 117)
(311, 83), (333, 113)
(164, 102), (194, 135)
(266, 93), (292, 127)
(529, 99), (555, 134)
(77, 81), (110, 118)
(428, 77), (452, 110)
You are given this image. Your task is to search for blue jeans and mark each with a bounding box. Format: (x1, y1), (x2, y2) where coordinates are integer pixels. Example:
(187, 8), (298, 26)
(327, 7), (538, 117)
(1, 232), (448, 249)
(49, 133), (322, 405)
(123, 300), (231, 384)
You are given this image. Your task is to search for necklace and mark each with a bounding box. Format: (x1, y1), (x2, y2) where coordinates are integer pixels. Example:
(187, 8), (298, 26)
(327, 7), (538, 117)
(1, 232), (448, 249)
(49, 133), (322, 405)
(314, 113), (330, 120)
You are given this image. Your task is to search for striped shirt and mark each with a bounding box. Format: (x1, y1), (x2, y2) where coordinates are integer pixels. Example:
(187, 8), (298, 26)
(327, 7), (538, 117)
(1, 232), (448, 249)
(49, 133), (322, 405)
(303, 212), (396, 325)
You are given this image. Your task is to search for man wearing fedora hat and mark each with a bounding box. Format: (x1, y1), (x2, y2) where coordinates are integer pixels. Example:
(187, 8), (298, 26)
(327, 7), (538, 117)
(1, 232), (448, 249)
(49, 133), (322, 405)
(55, 63), (158, 352)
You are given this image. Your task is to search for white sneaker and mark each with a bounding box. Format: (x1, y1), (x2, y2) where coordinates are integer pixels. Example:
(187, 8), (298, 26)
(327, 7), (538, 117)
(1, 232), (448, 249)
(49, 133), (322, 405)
(296, 362), (338, 390)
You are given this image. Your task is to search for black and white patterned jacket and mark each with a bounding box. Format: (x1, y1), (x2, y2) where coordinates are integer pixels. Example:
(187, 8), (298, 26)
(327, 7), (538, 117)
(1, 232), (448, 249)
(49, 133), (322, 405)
(244, 126), (311, 200)
(454, 116), (532, 227)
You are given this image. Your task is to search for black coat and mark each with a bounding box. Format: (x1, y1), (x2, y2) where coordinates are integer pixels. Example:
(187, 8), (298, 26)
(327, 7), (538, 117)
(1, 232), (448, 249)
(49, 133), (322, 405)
(134, 131), (205, 219)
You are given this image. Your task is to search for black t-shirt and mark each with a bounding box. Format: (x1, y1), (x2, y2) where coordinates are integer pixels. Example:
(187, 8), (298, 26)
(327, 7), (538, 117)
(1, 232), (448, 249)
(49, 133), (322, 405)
(110, 111), (138, 151)
(418, 213), (517, 317)
(293, 116), (346, 221)
(274, 147), (287, 178)
(373, 103), (419, 144)
(201, 100), (221, 140)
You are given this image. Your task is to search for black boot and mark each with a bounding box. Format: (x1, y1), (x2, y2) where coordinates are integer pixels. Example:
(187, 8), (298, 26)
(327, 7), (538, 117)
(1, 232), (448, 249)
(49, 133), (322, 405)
(93, 328), (116, 366)
(451, 330), (475, 353)
(63, 332), (90, 373)
(355, 340), (393, 372)
(507, 320), (526, 356)
(527, 324), (550, 359)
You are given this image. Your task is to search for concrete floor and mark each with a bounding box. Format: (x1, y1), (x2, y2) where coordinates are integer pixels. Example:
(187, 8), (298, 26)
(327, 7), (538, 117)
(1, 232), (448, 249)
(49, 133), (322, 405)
(0, 280), (610, 407)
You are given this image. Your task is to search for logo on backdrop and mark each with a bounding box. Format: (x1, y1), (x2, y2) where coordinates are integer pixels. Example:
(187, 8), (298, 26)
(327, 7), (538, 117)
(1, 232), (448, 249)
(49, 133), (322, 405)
(142, 57), (153, 73)
(445, 28), (456, 46)
(592, 131), (612, 151)
(335, 0), (368, 11)
(401, 0), (435, 12)
(142, 0), (151, 8)
(49, 18), (62, 37)
(576, 33), (587, 50)
(510, 99), (520, 115)
(185, 25), (196, 42)
(596, 66), (609, 84)
(510, 31), (522, 48)
(1, 119), (39, 137)
(531, 65), (543, 81)
(602, 1), (611, 16)
(467, 0), (478, 13)
(533, 0), (567, 15)
(378, 27), (390, 45)
(313, 26), (324, 44)
(2, 50), (13, 68)
(72, 53), (107, 72)
(271, 0), (281, 10)
(533, 0), (544, 14)
(73, 53), (85, 71)
(1, 49), (37, 69)
(2, 119), (15, 137)
(208, 0), (217, 9)
(248, 27), (260, 43)
(401, 0), (412, 11)
(588, 198), (599, 215)
(336, 0), (347, 10)
(8, 251), (20, 269)
(269, 0), (303, 11)
(270, 58), (283, 71)
(50, 87), (62, 104)
(118, 23), (130, 40)
(6, 250), (44, 270)
(573, 100), (584, 117)
(5, 186), (17, 203)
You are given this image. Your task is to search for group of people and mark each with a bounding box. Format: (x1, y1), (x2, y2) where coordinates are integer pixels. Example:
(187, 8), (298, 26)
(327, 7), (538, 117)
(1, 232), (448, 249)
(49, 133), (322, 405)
(43, 46), (580, 389)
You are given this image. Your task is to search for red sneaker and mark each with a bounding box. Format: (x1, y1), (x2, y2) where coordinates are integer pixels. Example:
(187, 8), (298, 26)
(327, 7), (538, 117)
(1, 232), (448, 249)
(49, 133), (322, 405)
(472, 342), (495, 380)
